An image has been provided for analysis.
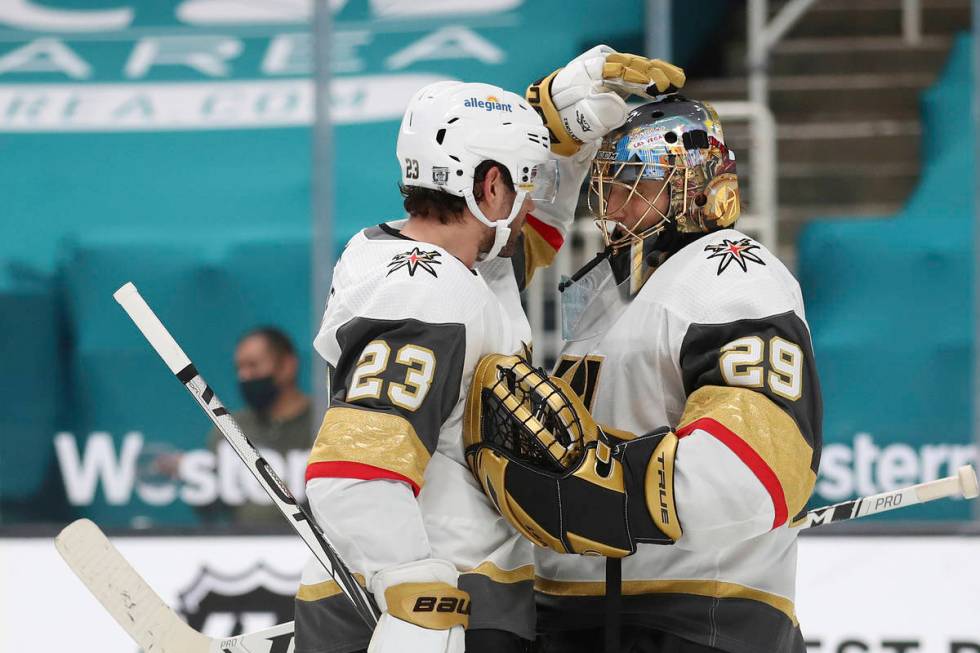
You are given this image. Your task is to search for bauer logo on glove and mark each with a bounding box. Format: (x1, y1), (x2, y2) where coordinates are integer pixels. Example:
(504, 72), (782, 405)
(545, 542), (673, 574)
(384, 582), (470, 630)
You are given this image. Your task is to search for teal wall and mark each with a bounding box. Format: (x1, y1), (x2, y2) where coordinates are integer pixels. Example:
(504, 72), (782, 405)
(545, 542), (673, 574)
(798, 35), (976, 520)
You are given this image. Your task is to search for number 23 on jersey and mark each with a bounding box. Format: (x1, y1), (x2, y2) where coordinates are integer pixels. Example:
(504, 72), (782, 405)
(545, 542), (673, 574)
(346, 339), (436, 411)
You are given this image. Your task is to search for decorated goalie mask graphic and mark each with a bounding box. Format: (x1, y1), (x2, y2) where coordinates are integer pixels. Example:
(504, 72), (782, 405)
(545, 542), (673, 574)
(588, 95), (740, 250)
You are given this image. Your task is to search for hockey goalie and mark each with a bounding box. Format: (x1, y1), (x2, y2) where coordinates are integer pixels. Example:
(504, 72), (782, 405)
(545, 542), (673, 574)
(464, 95), (823, 653)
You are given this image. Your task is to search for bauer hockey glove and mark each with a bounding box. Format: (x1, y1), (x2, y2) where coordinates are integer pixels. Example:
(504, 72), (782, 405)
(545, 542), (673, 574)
(526, 44), (686, 156)
(367, 559), (468, 653)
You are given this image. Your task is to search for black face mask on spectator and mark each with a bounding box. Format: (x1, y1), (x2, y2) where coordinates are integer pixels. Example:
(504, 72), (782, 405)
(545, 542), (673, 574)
(240, 376), (280, 413)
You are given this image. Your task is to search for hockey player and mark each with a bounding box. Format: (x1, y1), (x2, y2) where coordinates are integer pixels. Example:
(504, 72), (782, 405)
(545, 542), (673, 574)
(464, 96), (822, 652)
(293, 51), (686, 653)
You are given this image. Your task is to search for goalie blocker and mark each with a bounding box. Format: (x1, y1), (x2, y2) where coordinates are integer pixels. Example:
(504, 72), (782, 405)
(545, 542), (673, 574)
(463, 354), (682, 557)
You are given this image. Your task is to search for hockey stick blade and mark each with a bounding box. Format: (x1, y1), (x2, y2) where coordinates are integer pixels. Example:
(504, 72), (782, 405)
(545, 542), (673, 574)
(114, 282), (379, 628)
(56, 519), (296, 653)
(794, 465), (979, 529)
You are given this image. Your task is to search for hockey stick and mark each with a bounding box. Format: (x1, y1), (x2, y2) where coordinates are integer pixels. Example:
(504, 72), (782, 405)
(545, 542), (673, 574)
(113, 282), (379, 628)
(55, 518), (295, 653)
(794, 464), (979, 529)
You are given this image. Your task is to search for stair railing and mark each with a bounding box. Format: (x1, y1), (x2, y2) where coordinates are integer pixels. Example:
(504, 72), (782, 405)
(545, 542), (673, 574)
(903, 0), (923, 44)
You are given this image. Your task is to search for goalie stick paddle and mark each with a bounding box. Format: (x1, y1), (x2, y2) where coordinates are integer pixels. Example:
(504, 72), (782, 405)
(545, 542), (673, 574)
(55, 518), (296, 653)
(794, 464), (979, 529)
(113, 282), (380, 628)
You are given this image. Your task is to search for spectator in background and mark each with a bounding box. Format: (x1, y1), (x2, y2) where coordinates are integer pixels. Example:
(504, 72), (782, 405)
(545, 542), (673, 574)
(154, 326), (313, 525)
(204, 326), (314, 525)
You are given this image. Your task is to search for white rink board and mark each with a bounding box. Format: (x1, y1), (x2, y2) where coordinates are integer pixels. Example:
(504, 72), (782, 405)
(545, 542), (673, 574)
(2, 535), (979, 652)
(0, 535), (308, 653)
(795, 537), (980, 652)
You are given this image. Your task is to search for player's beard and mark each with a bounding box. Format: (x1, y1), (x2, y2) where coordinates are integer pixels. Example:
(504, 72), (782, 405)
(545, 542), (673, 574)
(478, 214), (525, 258)
(496, 219), (524, 257)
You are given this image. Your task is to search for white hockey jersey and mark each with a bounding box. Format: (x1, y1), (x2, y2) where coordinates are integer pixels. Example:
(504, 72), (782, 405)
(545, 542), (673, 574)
(293, 210), (573, 651)
(536, 229), (822, 653)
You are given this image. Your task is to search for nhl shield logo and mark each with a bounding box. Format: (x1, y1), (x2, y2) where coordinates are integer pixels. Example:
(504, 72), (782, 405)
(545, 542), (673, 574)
(178, 563), (298, 652)
(432, 167), (450, 185)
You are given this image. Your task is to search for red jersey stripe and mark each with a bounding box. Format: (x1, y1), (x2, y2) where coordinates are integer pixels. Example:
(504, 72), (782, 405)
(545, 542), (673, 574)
(676, 417), (789, 530)
(306, 461), (421, 497)
(526, 214), (564, 250)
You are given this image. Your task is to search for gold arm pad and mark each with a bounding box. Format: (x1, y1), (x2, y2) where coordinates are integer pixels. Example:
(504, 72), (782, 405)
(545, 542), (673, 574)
(296, 574), (367, 602)
(679, 386), (816, 517)
(308, 406), (431, 490)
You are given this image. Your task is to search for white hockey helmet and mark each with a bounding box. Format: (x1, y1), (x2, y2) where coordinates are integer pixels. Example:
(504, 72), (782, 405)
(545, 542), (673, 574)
(396, 81), (558, 260)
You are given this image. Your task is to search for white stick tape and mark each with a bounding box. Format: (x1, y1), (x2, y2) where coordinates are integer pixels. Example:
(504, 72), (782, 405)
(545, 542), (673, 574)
(113, 282), (192, 375)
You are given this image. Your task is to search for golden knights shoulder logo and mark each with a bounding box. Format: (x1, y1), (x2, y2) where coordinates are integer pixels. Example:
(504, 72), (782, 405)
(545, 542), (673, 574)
(704, 238), (765, 275)
(387, 247), (442, 278)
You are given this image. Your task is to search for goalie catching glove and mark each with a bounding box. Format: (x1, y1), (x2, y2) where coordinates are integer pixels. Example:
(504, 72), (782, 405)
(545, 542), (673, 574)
(367, 559), (468, 653)
(462, 354), (682, 557)
(527, 45), (686, 157)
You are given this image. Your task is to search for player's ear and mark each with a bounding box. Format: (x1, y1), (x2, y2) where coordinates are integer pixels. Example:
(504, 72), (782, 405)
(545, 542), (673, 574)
(484, 166), (502, 204)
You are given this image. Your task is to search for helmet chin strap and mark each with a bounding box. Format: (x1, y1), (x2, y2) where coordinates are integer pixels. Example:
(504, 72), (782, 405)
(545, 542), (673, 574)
(464, 189), (528, 261)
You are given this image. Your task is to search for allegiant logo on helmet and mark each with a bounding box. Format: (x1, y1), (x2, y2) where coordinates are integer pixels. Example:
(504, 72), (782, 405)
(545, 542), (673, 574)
(464, 96), (513, 112)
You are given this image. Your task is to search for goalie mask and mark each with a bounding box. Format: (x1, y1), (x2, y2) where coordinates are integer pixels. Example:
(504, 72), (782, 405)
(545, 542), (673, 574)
(588, 95), (740, 253)
(463, 354), (682, 557)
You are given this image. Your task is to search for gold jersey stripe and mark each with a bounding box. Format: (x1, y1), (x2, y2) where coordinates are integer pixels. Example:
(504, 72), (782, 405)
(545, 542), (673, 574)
(297, 565), (536, 602)
(533, 576), (798, 625)
(308, 406), (431, 491)
(678, 385), (816, 518)
(522, 220), (561, 287)
(296, 574), (367, 602)
(464, 562), (535, 584)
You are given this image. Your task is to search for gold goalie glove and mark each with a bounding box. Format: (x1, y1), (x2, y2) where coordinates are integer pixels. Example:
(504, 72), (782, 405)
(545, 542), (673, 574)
(527, 45), (686, 157)
(462, 354), (682, 557)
